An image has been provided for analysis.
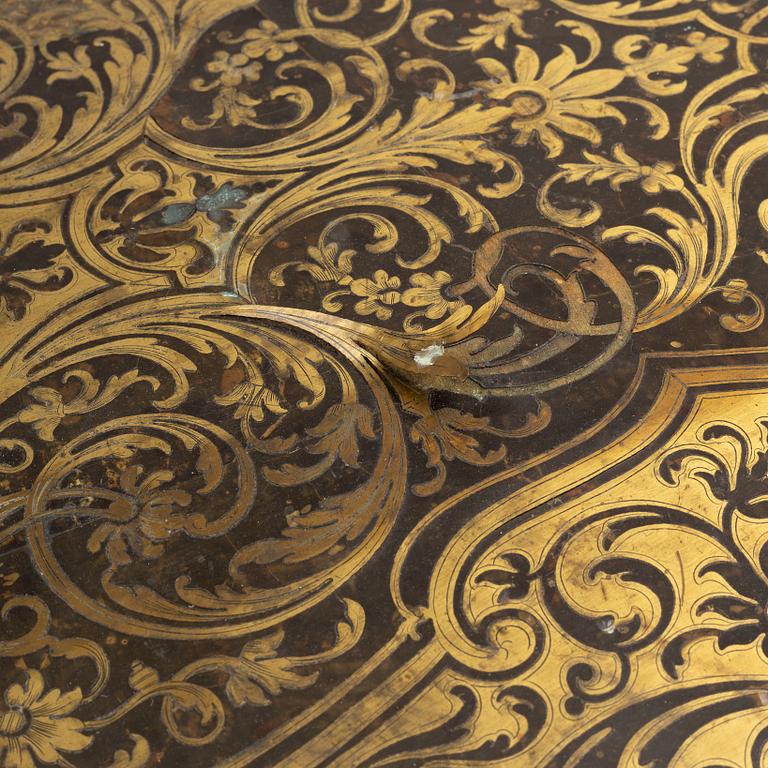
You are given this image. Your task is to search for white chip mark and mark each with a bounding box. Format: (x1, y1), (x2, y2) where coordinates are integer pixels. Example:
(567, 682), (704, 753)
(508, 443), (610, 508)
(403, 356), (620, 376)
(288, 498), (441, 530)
(413, 344), (444, 367)
(597, 617), (615, 634)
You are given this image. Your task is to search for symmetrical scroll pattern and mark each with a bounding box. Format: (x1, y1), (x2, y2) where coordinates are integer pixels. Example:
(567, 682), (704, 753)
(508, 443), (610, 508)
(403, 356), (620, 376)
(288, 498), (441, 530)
(1, 0), (768, 765)
(355, 382), (768, 768)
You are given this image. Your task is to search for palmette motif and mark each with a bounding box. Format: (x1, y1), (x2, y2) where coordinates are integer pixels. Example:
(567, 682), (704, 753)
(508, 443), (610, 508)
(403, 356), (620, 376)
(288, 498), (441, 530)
(1, 0), (768, 765)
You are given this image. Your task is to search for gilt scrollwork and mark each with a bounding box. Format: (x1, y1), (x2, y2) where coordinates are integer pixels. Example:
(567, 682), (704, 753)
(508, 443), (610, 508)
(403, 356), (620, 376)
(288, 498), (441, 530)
(2, 0), (768, 765)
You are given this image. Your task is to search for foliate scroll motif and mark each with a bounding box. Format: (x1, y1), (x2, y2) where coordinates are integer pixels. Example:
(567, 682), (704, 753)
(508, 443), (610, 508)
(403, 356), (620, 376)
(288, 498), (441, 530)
(290, 0), (414, 48)
(412, 1), (541, 54)
(614, 31), (729, 96)
(551, 0), (768, 41)
(0, 295), (410, 638)
(0, 593), (364, 767)
(84, 146), (287, 286)
(0, 0), (259, 198)
(0, 286), (536, 758)
(0, 200), (105, 359)
(0, 219), (72, 323)
(448, 227), (636, 393)
(359, 381), (768, 767)
(2, 0), (768, 766)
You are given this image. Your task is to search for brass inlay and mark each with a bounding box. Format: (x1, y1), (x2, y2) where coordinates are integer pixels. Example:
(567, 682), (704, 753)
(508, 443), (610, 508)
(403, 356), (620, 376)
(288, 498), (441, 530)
(1, 0), (768, 765)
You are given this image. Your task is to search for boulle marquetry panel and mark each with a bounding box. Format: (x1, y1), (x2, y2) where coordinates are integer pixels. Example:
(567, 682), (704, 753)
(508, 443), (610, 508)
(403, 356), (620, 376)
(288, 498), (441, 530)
(2, 0), (768, 765)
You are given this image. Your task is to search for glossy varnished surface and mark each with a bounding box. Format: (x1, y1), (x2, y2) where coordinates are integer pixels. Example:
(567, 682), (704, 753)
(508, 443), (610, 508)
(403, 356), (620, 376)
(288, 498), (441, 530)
(2, 0), (768, 765)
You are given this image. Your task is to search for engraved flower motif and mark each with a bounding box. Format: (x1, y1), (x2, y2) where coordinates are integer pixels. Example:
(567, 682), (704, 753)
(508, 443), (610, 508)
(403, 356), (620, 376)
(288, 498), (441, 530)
(87, 465), (193, 566)
(348, 270), (402, 320)
(237, 20), (299, 62)
(204, 51), (263, 88)
(186, 22), (298, 129)
(186, 52), (265, 128)
(474, 46), (625, 157)
(401, 271), (464, 331)
(0, 670), (91, 768)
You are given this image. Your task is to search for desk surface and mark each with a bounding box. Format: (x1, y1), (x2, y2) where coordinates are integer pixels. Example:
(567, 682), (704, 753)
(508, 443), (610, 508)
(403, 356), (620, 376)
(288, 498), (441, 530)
(1, 1), (768, 765)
